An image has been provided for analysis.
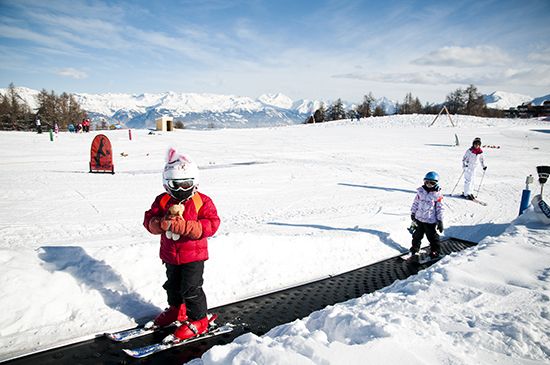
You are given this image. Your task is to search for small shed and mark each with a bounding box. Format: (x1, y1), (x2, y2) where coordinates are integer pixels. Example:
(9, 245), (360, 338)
(156, 116), (174, 131)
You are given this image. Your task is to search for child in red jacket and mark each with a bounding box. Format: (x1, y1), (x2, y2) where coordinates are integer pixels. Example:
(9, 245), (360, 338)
(143, 148), (220, 340)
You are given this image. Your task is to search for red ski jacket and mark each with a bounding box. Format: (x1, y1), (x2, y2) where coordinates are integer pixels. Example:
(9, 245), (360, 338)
(143, 192), (220, 265)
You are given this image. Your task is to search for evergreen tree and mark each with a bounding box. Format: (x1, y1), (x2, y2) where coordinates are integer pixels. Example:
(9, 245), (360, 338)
(373, 105), (385, 116)
(464, 84), (486, 116)
(412, 96), (422, 114)
(445, 88), (466, 114)
(356, 93), (375, 118)
(422, 103), (440, 114)
(36, 89), (57, 127)
(35, 89), (86, 129)
(327, 98), (346, 121)
(398, 92), (422, 114)
(0, 83), (32, 130)
(313, 103), (326, 123)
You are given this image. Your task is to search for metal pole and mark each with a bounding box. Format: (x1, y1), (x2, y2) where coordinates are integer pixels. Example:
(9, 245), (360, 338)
(450, 170), (464, 195)
(475, 169), (486, 198)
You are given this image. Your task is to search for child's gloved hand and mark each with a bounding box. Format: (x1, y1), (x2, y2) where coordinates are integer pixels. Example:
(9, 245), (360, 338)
(148, 217), (163, 235)
(160, 216), (173, 231)
(182, 221), (202, 240)
(437, 220), (444, 233)
(169, 217), (188, 235)
(410, 214), (417, 222)
(161, 217), (202, 240)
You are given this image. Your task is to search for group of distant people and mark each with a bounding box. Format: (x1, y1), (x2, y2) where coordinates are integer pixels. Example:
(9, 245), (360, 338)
(36, 117), (92, 133)
(70, 118), (91, 133)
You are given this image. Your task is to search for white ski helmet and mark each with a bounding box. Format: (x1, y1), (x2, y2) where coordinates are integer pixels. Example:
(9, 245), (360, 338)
(162, 148), (200, 202)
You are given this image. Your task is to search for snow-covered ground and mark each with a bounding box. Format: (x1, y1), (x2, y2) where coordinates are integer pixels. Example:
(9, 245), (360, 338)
(0, 114), (549, 364)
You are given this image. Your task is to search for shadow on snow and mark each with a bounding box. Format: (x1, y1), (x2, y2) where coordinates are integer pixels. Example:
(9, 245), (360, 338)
(339, 182), (416, 195)
(267, 222), (407, 252)
(424, 143), (456, 147)
(38, 246), (159, 320)
(444, 223), (509, 244)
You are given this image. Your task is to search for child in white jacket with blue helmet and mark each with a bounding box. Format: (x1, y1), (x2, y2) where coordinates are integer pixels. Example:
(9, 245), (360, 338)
(410, 171), (445, 259)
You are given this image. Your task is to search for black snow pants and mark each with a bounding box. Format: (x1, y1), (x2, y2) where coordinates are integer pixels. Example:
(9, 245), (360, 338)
(410, 221), (440, 254)
(163, 261), (207, 321)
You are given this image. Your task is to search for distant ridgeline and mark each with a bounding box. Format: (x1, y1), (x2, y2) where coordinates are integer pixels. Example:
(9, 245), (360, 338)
(1, 86), (548, 131)
(87, 107), (308, 130)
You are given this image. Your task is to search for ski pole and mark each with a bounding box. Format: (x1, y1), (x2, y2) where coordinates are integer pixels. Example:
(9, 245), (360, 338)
(450, 170), (464, 195)
(476, 169), (486, 198)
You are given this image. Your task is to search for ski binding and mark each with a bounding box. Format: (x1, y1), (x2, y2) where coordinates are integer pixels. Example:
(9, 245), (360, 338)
(106, 320), (172, 342)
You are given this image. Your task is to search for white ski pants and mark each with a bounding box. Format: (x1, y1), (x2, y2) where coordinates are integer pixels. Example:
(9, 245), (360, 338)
(463, 167), (475, 195)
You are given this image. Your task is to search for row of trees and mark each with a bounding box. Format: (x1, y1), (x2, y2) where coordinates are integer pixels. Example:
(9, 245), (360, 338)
(307, 84), (505, 123)
(0, 83), (87, 131)
(307, 94), (387, 123)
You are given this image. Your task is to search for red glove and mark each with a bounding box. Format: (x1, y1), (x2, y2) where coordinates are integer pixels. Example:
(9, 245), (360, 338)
(160, 216), (173, 232)
(160, 217), (202, 240)
(169, 217), (188, 235)
(182, 221), (202, 240)
(148, 217), (163, 235)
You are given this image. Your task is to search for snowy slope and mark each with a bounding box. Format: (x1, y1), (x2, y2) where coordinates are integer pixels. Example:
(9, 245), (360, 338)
(0, 114), (549, 363)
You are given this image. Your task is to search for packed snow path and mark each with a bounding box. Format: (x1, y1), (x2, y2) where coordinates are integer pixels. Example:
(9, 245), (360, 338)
(4, 238), (475, 364)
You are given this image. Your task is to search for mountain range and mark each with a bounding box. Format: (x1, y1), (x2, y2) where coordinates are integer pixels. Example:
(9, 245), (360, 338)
(1, 87), (548, 129)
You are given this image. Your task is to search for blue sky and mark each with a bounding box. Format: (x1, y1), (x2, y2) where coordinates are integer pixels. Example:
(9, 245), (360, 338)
(0, 0), (549, 103)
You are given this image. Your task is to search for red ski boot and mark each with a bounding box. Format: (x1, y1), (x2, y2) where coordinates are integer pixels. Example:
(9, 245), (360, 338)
(152, 304), (188, 328)
(173, 313), (217, 341)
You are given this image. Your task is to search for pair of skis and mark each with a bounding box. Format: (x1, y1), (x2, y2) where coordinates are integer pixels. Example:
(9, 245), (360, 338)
(452, 194), (487, 206)
(106, 316), (234, 359)
(400, 249), (442, 265)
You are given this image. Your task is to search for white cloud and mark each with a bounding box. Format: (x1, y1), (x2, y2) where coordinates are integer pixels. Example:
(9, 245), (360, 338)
(57, 68), (88, 79)
(527, 48), (550, 63)
(412, 46), (511, 67)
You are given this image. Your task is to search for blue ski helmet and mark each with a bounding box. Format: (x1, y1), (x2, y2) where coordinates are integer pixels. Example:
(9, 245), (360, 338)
(424, 171), (439, 182)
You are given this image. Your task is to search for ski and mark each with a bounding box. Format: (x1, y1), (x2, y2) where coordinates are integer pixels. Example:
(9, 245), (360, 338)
(400, 250), (442, 265)
(469, 197), (487, 206)
(451, 194), (487, 206)
(106, 321), (171, 342)
(122, 324), (234, 359)
(417, 250), (443, 264)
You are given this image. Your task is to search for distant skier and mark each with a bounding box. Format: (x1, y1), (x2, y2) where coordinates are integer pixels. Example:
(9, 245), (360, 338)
(462, 137), (487, 200)
(143, 148), (220, 341)
(35, 117), (42, 134)
(409, 171), (444, 259)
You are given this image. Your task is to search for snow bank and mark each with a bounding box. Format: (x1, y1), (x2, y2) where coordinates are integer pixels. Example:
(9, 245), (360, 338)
(198, 210), (550, 364)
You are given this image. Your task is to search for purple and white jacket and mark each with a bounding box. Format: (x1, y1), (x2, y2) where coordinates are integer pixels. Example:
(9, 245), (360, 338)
(411, 186), (444, 224)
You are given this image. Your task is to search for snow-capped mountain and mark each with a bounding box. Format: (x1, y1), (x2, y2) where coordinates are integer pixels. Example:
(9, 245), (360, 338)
(484, 91), (533, 109)
(376, 96), (398, 115)
(530, 93), (550, 106)
(75, 91), (304, 129)
(2, 87), (548, 129)
(1, 87), (319, 129)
